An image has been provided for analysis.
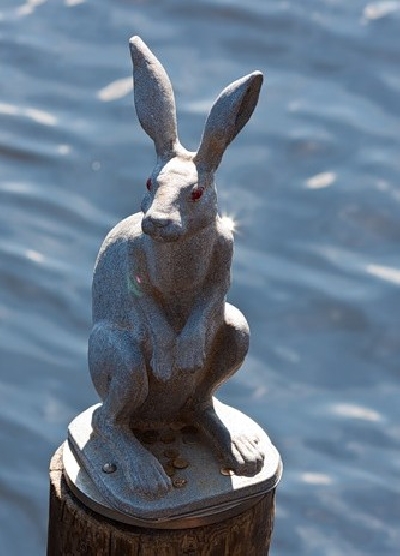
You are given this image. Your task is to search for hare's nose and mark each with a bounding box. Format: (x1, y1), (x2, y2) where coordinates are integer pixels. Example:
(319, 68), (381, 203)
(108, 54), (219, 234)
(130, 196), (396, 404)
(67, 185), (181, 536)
(152, 216), (172, 228)
(142, 213), (172, 234)
(147, 214), (172, 228)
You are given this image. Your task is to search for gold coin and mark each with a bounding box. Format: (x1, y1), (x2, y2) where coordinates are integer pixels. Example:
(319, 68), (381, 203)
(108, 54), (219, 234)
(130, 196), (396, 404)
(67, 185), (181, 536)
(141, 430), (159, 444)
(181, 425), (199, 434)
(163, 449), (179, 459)
(170, 421), (185, 431)
(173, 457), (189, 470)
(182, 435), (196, 445)
(163, 464), (176, 477)
(220, 467), (235, 476)
(160, 431), (176, 444)
(173, 477), (187, 488)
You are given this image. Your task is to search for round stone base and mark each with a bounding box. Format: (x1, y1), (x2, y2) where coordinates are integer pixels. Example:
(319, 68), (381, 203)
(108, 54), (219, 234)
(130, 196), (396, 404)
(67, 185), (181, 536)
(64, 399), (282, 528)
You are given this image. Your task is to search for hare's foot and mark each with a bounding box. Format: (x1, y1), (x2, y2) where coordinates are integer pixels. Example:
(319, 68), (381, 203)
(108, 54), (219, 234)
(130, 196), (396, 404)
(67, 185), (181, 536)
(92, 408), (172, 498)
(222, 431), (264, 476)
(88, 323), (171, 496)
(118, 440), (172, 499)
(195, 405), (264, 476)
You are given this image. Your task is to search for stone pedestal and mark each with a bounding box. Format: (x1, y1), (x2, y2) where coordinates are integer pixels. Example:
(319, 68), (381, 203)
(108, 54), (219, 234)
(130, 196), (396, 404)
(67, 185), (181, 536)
(48, 445), (279, 555)
(47, 399), (281, 554)
(65, 400), (281, 526)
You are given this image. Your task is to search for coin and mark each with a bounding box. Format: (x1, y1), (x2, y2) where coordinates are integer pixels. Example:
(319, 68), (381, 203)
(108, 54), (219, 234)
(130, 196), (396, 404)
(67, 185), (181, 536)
(141, 430), (159, 444)
(169, 421), (185, 431)
(180, 425), (199, 435)
(173, 457), (189, 470)
(163, 463), (176, 477)
(182, 436), (196, 445)
(173, 477), (187, 488)
(220, 467), (235, 476)
(164, 449), (179, 459)
(102, 462), (117, 474)
(160, 431), (176, 444)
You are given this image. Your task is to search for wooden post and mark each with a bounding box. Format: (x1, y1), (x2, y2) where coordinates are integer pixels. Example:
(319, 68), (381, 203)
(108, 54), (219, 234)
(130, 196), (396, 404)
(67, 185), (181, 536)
(47, 446), (276, 556)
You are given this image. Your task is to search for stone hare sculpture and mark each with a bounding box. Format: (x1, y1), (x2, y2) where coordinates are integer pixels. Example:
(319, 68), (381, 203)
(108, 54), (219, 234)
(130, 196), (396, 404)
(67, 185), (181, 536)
(66, 38), (277, 515)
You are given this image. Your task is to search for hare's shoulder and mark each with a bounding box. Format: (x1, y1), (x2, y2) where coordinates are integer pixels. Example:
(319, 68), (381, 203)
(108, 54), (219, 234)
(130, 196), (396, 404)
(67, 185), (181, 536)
(97, 213), (143, 258)
(94, 213), (146, 286)
(92, 213), (145, 323)
(215, 216), (234, 255)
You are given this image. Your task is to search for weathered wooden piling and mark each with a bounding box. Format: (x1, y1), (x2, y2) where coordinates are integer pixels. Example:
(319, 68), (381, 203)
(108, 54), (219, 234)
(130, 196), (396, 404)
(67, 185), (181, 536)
(47, 446), (277, 556)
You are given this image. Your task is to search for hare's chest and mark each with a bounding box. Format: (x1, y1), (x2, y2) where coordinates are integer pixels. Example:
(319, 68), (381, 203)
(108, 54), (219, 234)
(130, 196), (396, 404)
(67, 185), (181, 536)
(146, 240), (213, 293)
(150, 256), (205, 291)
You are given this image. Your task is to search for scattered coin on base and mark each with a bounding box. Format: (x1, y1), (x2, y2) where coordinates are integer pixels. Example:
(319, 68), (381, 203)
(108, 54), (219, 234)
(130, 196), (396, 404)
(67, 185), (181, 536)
(164, 449), (179, 459)
(220, 467), (235, 476)
(173, 477), (187, 488)
(173, 457), (189, 469)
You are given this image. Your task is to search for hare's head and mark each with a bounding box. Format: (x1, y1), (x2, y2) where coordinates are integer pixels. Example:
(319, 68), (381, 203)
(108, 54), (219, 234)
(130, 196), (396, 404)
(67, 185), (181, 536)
(129, 37), (263, 243)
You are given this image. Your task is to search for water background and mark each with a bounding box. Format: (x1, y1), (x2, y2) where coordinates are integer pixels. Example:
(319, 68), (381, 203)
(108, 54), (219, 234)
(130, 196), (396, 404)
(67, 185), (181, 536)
(1, 1), (400, 554)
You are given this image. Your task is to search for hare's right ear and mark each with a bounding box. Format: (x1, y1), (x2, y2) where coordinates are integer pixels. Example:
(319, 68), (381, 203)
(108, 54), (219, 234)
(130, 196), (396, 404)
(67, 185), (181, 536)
(195, 71), (263, 171)
(129, 37), (178, 157)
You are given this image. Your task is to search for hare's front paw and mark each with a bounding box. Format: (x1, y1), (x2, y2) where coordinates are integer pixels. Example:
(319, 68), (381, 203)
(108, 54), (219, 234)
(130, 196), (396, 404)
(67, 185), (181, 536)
(176, 330), (205, 372)
(150, 326), (176, 380)
(151, 346), (175, 381)
(126, 451), (172, 498)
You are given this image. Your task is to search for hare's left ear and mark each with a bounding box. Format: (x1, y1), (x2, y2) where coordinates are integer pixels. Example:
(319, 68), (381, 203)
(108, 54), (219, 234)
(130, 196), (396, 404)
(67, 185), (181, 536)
(195, 71), (263, 171)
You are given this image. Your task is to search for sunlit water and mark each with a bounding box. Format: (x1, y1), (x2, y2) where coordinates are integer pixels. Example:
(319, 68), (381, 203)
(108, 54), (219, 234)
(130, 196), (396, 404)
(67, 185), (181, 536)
(0, 1), (399, 554)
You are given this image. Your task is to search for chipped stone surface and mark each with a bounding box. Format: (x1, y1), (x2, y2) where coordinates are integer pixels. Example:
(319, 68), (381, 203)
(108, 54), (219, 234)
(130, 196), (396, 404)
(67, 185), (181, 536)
(66, 36), (280, 519)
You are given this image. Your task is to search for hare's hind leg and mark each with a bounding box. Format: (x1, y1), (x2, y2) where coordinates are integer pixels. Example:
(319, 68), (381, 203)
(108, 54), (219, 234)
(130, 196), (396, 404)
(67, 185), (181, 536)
(88, 322), (171, 497)
(188, 303), (264, 476)
(195, 302), (250, 400)
(88, 322), (149, 410)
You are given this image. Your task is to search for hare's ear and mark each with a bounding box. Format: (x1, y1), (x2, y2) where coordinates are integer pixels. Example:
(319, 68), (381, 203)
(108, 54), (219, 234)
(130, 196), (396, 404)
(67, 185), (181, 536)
(129, 37), (178, 157)
(195, 71), (263, 171)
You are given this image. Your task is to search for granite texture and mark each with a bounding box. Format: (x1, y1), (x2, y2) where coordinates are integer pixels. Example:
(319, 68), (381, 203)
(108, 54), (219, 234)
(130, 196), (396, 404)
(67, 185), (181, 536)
(69, 36), (268, 512)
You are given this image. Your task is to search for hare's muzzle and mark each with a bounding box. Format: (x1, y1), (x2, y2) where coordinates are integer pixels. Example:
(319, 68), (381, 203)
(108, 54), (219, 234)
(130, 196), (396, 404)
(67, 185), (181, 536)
(141, 213), (182, 242)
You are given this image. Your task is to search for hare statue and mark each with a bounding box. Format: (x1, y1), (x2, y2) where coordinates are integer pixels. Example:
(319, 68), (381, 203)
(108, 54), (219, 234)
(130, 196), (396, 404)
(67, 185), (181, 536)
(87, 37), (265, 500)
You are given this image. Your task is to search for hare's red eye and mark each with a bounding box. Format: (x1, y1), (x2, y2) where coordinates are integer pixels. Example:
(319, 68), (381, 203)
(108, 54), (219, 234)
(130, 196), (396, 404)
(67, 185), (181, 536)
(146, 177), (152, 191)
(191, 187), (204, 201)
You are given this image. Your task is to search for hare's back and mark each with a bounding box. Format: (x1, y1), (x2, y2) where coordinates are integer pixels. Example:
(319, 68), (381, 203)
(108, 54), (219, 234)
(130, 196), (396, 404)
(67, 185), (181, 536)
(92, 212), (143, 324)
